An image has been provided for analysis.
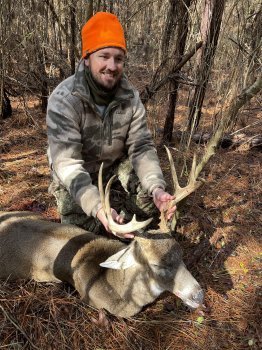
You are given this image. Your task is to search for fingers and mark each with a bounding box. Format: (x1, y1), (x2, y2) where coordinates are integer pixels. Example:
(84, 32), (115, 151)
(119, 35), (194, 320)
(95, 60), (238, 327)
(112, 229), (134, 240)
(166, 205), (177, 220)
(153, 190), (176, 221)
(111, 210), (124, 224)
(153, 188), (175, 202)
(112, 231), (134, 239)
(122, 233), (135, 239)
(111, 211), (134, 239)
(96, 207), (108, 227)
(110, 211), (135, 238)
(160, 193), (175, 202)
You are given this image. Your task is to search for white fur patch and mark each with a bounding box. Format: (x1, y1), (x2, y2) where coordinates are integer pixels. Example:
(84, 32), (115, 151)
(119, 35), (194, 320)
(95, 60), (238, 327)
(149, 280), (164, 297)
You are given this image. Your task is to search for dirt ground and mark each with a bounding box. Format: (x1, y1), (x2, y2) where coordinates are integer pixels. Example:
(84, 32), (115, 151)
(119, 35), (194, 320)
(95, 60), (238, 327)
(0, 97), (261, 350)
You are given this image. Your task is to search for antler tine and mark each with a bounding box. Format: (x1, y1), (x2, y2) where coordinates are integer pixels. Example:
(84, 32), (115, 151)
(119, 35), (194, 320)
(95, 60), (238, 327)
(188, 152), (197, 184)
(98, 163), (118, 226)
(164, 145), (181, 192)
(98, 163), (105, 207)
(99, 163), (153, 235)
(104, 175), (117, 220)
(165, 147), (205, 205)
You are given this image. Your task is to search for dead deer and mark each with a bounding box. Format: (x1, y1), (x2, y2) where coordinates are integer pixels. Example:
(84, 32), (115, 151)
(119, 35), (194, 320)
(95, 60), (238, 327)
(0, 149), (204, 318)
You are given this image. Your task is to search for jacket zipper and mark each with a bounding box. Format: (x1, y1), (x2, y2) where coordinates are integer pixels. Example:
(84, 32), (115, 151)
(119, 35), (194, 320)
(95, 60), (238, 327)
(72, 91), (133, 152)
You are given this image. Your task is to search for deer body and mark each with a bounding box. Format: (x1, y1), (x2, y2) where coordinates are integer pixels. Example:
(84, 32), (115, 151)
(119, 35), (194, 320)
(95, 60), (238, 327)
(0, 211), (203, 317)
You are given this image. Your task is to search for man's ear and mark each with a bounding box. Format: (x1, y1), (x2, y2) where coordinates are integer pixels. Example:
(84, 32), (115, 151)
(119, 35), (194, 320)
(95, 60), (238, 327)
(84, 57), (89, 67)
(99, 242), (139, 270)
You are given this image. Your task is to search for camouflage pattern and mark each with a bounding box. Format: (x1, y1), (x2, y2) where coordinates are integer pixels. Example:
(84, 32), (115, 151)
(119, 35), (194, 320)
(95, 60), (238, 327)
(47, 58), (166, 219)
(49, 158), (158, 233)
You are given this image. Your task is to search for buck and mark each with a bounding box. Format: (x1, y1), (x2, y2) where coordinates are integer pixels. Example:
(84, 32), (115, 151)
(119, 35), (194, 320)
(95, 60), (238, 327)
(0, 148), (204, 318)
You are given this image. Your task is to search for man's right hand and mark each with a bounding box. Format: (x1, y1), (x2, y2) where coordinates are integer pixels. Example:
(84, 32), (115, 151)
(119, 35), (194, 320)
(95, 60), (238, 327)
(96, 206), (135, 239)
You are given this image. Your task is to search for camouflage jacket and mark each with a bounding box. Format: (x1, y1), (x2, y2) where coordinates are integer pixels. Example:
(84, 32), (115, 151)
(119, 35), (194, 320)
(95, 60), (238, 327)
(46, 59), (166, 217)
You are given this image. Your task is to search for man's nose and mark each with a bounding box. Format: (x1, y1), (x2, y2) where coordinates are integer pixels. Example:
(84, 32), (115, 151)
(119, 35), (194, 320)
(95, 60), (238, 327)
(106, 58), (117, 71)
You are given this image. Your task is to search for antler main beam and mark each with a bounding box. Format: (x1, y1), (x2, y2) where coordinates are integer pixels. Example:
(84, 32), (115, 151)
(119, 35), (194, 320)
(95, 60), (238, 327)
(98, 164), (153, 235)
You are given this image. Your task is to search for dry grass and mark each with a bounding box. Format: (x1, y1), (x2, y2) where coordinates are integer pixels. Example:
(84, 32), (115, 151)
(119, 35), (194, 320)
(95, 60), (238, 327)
(0, 98), (261, 350)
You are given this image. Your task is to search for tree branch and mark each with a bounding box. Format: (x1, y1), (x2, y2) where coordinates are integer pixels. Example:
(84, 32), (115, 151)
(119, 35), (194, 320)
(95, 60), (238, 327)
(195, 75), (262, 178)
(141, 41), (202, 104)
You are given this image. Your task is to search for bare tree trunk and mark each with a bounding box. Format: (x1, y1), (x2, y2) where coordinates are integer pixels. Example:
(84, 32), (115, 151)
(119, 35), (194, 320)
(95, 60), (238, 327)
(103, 0), (107, 12)
(0, 0), (4, 120)
(27, 1), (49, 112)
(109, 0), (114, 13)
(0, 0), (10, 120)
(86, 0), (93, 20)
(162, 0), (192, 142)
(44, 0), (68, 39)
(96, 0), (102, 12)
(247, 5), (261, 83)
(188, 0), (225, 131)
(161, 0), (176, 61)
(38, 49), (49, 112)
(57, 0), (62, 56)
(143, 5), (153, 61)
(70, 1), (77, 74)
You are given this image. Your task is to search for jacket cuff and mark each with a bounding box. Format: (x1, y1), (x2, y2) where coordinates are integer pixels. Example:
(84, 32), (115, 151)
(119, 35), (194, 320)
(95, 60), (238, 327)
(76, 186), (101, 218)
(148, 184), (165, 197)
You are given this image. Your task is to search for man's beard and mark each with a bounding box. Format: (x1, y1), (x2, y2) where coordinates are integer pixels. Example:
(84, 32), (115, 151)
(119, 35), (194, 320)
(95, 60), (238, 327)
(91, 70), (121, 92)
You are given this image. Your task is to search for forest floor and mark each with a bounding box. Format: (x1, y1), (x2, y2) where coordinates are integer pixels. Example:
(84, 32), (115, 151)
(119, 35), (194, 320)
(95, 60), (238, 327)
(0, 95), (261, 350)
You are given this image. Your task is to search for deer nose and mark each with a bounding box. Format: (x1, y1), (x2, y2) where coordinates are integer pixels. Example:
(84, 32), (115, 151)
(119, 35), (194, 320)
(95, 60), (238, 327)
(192, 289), (204, 305)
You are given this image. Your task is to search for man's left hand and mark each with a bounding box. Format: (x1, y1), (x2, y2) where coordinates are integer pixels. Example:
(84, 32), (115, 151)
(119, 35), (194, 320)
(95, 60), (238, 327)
(152, 188), (176, 220)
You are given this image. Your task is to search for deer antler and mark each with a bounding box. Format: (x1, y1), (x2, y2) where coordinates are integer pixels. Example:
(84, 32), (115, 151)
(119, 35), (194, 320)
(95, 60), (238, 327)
(98, 163), (153, 235)
(164, 146), (205, 205)
(158, 146), (206, 232)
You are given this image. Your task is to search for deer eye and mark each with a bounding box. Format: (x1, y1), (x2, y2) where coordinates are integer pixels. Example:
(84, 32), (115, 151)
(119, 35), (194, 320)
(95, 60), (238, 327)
(151, 264), (166, 271)
(151, 265), (172, 278)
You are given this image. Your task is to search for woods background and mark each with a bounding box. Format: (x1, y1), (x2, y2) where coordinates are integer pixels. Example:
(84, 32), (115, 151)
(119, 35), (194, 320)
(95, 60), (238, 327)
(1, 0), (261, 140)
(0, 1), (261, 350)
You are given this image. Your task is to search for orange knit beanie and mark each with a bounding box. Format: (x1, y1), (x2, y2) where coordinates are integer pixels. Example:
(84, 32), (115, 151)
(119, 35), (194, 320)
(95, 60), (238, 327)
(81, 12), (126, 57)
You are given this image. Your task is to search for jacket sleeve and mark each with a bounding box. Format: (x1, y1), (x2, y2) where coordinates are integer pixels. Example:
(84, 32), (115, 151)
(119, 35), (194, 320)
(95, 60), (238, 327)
(125, 92), (166, 194)
(46, 89), (101, 217)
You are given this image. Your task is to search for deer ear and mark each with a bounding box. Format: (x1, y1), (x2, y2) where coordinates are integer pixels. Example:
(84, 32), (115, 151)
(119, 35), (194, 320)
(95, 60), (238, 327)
(99, 243), (139, 270)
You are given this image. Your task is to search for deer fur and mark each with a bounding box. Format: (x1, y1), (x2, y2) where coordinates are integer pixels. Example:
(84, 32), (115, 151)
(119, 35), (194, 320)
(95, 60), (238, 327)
(0, 211), (204, 318)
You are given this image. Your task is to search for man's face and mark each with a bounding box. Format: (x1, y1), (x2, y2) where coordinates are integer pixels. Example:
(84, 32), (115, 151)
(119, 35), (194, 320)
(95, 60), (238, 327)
(85, 47), (125, 91)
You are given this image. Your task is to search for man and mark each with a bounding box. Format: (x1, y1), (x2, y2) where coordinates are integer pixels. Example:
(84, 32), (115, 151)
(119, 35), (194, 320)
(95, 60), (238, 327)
(47, 12), (176, 239)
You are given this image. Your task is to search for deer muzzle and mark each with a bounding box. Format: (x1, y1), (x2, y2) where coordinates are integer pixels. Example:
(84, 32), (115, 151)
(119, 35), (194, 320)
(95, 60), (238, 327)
(172, 262), (204, 309)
